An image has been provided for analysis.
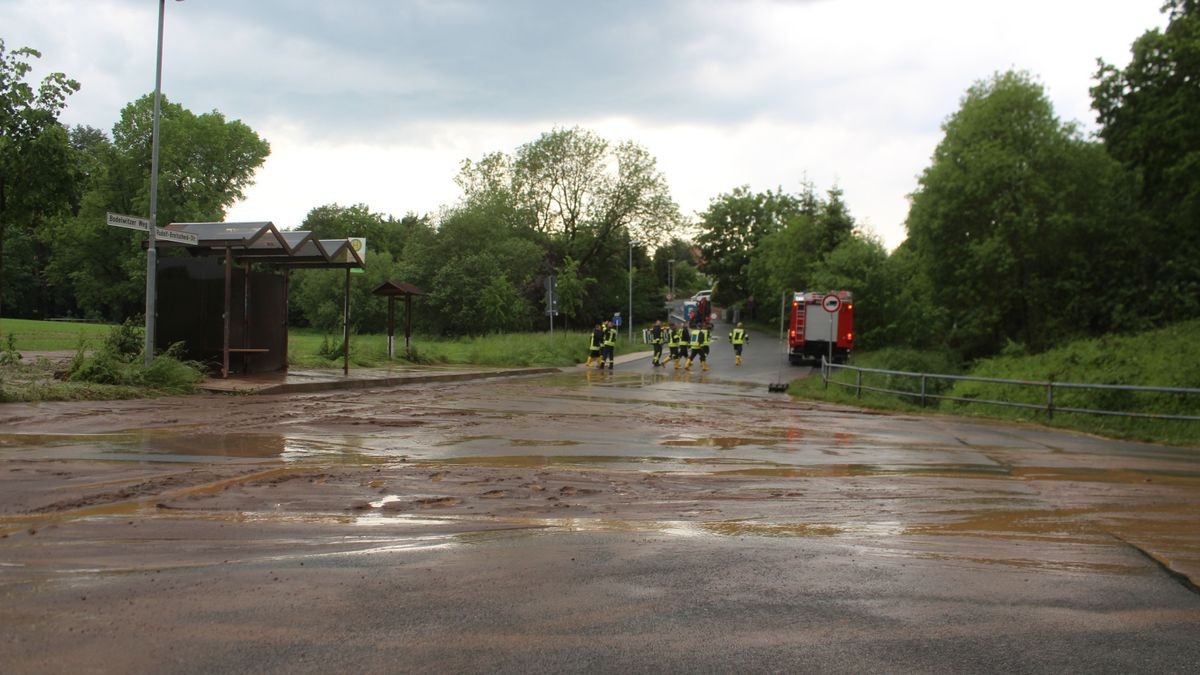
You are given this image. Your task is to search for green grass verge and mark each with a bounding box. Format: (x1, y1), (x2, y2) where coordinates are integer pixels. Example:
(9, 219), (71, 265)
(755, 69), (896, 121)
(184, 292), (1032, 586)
(1, 319), (208, 402)
(790, 323), (1200, 446)
(0, 317), (113, 350)
(287, 328), (651, 368)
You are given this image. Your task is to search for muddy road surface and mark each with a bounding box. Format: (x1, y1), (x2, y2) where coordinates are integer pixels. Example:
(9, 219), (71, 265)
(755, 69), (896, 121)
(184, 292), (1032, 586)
(2, 360), (1199, 673)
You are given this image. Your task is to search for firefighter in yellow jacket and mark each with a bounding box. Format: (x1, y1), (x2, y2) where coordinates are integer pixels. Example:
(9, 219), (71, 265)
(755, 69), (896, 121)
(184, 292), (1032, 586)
(686, 323), (711, 371)
(670, 322), (689, 370)
(729, 322), (748, 366)
(648, 319), (667, 367)
(586, 323), (603, 367)
(601, 320), (618, 369)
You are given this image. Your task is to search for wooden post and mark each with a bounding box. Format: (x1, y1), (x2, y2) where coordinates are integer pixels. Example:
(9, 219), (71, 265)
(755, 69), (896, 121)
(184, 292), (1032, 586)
(387, 295), (396, 359)
(283, 269), (290, 369)
(343, 267), (350, 376)
(405, 293), (413, 359)
(222, 246), (231, 378)
(243, 261), (251, 352)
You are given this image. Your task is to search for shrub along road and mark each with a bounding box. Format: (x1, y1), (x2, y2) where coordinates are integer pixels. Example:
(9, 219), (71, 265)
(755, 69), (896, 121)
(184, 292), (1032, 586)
(0, 351), (1197, 672)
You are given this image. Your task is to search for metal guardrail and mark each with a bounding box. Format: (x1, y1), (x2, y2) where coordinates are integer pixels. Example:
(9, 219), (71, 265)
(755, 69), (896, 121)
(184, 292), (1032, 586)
(820, 359), (1200, 422)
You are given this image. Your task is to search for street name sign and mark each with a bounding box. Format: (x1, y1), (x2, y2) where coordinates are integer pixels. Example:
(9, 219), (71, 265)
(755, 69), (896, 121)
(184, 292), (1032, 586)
(107, 212), (198, 245)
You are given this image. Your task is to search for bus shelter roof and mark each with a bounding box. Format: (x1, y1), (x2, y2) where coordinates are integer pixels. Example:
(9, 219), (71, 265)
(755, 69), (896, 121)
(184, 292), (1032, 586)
(158, 221), (364, 269)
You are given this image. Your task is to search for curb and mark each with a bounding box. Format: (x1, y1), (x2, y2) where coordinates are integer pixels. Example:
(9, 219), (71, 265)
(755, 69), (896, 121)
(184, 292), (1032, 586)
(201, 366), (563, 395)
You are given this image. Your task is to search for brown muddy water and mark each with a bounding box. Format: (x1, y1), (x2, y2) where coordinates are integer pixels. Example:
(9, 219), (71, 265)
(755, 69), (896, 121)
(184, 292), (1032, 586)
(1, 368), (1198, 672)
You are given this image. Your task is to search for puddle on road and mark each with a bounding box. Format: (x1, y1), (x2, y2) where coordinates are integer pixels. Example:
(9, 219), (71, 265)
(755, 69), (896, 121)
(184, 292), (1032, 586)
(660, 436), (783, 449)
(712, 462), (1200, 485)
(712, 464), (1009, 478)
(701, 521), (842, 537)
(0, 431), (378, 464)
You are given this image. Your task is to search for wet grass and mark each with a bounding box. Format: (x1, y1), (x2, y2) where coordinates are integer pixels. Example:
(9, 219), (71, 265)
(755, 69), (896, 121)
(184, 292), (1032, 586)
(0, 317), (112, 351)
(790, 322), (1200, 446)
(0, 358), (168, 402)
(0, 319), (651, 370)
(288, 329), (650, 368)
(0, 320), (206, 402)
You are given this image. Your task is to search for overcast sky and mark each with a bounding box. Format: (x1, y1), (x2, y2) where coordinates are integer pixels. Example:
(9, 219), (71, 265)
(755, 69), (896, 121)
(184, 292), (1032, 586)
(2, 0), (1168, 249)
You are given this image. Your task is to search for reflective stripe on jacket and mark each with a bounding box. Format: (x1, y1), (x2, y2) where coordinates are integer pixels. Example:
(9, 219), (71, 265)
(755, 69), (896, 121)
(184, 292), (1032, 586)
(729, 328), (746, 345)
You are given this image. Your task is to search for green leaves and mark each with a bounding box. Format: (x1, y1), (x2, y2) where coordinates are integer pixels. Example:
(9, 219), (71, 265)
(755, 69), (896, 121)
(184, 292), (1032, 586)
(1092, 1), (1200, 324)
(907, 71), (1137, 357)
(0, 39), (80, 316)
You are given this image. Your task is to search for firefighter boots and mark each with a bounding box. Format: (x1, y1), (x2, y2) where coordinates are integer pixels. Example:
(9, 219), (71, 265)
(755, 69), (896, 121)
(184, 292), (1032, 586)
(735, 355), (742, 366)
(702, 361), (710, 372)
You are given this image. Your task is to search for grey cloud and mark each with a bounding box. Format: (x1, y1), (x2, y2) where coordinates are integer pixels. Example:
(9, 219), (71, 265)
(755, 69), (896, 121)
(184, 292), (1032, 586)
(160, 0), (828, 137)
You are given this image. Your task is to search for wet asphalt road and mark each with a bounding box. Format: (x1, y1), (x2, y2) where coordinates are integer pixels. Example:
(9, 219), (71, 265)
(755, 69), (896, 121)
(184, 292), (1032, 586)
(2, 318), (1199, 673)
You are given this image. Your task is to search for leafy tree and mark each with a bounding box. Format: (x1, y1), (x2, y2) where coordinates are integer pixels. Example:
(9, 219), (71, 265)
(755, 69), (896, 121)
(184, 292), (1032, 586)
(397, 200), (543, 335)
(806, 234), (889, 349)
(695, 186), (803, 304)
(110, 94), (269, 225)
(1092, 0), (1200, 323)
(457, 127), (683, 272)
(0, 40), (79, 317)
(299, 203), (429, 260)
(813, 186), (856, 257)
(553, 257), (594, 329)
(479, 274), (528, 333)
(652, 237), (699, 295)
(867, 242), (950, 351)
(290, 250), (399, 334)
(742, 185), (852, 306)
(907, 71), (1136, 357)
(44, 95), (270, 321)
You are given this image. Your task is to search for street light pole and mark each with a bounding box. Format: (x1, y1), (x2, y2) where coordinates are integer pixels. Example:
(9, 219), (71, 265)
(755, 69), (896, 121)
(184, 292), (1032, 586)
(628, 239), (634, 343)
(668, 259), (675, 301)
(144, 0), (168, 365)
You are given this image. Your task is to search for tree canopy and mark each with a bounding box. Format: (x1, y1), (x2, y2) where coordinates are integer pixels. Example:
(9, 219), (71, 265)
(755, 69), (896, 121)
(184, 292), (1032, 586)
(0, 39), (79, 316)
(43, 94), (270, 320)
(1092, 0), (1200, 323)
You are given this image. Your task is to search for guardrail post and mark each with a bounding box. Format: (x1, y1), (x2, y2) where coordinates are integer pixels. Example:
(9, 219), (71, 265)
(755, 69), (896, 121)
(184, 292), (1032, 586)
(856, 369), (862, 398)
(822, 358), (829, 389)
(1046, 383), (1054, 421)
(920, 375), (927, 408)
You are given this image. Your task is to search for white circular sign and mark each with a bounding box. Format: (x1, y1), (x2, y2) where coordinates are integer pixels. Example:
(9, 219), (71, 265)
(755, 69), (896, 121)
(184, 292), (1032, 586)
(822, 295), (842, 313)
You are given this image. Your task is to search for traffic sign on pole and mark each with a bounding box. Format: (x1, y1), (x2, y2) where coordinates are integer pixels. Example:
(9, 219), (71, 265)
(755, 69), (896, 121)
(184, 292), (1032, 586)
(822, 294), (842, 313)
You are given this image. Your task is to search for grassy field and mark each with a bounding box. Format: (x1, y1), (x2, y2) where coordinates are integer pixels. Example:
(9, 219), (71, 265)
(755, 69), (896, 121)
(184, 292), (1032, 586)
(287, 328), (649, 368)
(0, 319), (648, 368)
(791, 321), (1200, 446)
(0, 317), (112, 350)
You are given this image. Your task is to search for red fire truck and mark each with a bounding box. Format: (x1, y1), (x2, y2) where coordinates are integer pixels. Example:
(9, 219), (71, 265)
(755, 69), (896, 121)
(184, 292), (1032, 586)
(788, 290), (854, 365)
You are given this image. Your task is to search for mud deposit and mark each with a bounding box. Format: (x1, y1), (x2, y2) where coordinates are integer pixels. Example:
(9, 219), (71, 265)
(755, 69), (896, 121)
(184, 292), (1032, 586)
(1, 369), (1198, 673)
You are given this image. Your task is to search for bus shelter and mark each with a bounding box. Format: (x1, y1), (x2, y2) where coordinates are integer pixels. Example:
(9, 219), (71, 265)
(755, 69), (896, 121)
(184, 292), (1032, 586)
(151, 221), (364, 378)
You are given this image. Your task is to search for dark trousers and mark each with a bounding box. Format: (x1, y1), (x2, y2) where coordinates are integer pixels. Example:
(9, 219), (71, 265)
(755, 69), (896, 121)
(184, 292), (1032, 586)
(601, 345), (614, 363)
(652, 343), (663, 363)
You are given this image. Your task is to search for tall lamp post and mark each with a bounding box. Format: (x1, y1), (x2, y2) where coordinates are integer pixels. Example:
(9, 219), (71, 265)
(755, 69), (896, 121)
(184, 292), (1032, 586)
(144, 0), (176, 365)
(628, 238), (640, 343)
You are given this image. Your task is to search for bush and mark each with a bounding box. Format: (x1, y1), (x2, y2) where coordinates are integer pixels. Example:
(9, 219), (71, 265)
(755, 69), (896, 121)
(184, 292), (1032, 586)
(66, 323), (205, 393)
(0, 333), (21, 366)
(841, 347), (963, 398)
